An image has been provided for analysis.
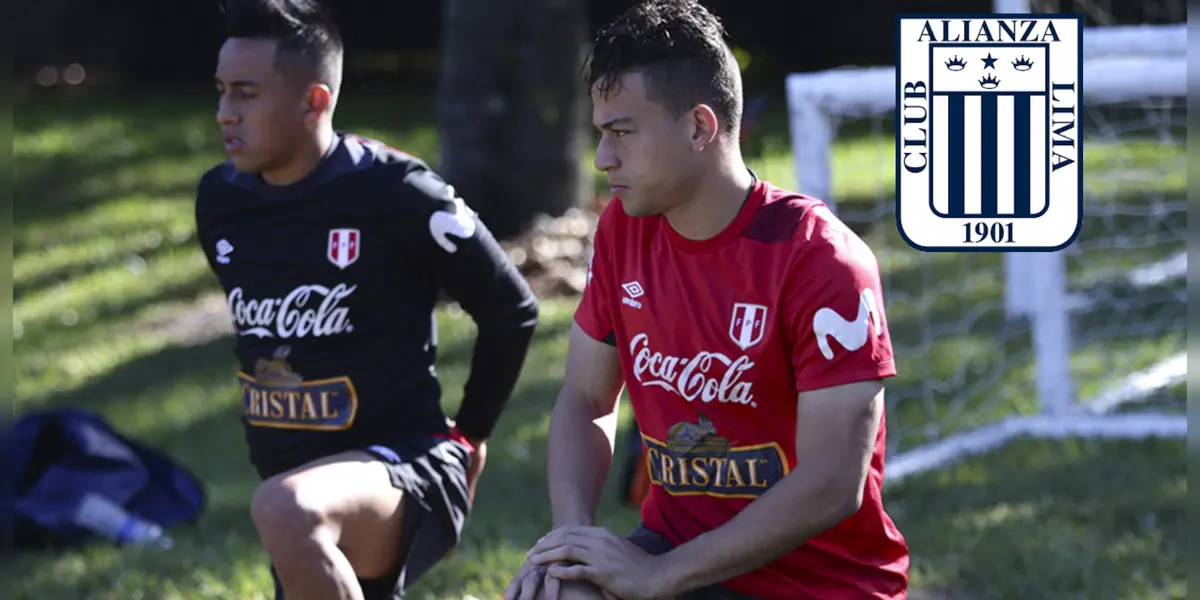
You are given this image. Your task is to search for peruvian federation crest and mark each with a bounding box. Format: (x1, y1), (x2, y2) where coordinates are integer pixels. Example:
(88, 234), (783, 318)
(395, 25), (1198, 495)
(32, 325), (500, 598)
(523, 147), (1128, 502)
(327, 228), (361, 269)
(729, 303), (767, 351)
(895, 15), (1083, 252)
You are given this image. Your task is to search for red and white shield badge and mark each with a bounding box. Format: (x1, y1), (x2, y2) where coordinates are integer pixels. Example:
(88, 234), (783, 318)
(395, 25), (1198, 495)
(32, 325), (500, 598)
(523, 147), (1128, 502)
(327, 228), (360, 270)
(729, 303), (768, 350)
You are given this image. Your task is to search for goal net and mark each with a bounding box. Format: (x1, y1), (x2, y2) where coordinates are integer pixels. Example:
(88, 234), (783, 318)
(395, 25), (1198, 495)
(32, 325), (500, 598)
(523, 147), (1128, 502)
(783, 24), (1187, 482)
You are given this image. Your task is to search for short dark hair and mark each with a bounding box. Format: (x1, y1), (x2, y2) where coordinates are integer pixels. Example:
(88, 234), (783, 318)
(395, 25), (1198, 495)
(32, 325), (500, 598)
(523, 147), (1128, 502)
(584, 0), (743, 135)
(221, 0), (343, 93)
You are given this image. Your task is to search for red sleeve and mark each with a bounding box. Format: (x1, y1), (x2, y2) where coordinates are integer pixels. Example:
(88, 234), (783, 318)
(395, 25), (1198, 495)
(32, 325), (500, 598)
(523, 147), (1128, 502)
(785, 220), (897, 392)
(574, 204), (618, 344)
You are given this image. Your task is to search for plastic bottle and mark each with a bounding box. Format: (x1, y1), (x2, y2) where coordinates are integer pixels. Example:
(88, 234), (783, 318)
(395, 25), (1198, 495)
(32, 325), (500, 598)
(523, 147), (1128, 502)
(71, 492), (174, 549)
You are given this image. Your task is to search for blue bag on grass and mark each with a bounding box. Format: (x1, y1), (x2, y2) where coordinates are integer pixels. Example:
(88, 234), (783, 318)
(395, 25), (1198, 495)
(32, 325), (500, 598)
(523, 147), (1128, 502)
(5, 407), (207, 550)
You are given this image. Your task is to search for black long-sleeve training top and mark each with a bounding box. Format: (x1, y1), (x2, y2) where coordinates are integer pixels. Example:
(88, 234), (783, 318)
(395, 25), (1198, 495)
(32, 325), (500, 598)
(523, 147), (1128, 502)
(195, 133), (539, 477)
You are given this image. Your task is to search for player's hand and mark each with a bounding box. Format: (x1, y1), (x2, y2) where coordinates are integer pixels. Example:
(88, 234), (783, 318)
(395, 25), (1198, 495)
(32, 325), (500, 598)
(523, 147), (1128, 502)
(505, 559), (619, 600)
(504, 559), (550, 600)
(528, 526), (665, 600)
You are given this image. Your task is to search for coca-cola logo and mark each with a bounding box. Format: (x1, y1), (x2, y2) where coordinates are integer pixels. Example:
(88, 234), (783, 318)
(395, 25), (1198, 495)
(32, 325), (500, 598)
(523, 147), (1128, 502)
(629, 333), (756, 406)
(228, 284), (356, 339)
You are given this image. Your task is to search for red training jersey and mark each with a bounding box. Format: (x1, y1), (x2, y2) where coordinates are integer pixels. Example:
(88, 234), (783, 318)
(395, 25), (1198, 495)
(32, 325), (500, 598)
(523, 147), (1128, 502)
(575, 178), (910, 599)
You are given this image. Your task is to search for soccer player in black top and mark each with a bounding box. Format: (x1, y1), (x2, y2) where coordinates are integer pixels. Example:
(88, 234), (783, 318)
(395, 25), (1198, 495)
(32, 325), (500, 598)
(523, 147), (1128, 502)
(196, 1), (539, 598)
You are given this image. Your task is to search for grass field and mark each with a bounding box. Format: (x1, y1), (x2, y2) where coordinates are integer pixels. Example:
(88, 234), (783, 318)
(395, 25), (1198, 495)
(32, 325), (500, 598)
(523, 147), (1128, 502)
(11, 87), (1186, 600)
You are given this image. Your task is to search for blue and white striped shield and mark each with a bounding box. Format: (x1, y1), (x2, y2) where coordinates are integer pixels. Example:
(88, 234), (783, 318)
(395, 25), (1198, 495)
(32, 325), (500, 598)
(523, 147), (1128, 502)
(896, 16), (1083, 251)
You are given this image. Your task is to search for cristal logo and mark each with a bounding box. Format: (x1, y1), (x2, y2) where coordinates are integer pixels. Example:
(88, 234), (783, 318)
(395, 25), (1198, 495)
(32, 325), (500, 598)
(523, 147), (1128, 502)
(629, 333), (756, 406)
(228, 284), (356, 339)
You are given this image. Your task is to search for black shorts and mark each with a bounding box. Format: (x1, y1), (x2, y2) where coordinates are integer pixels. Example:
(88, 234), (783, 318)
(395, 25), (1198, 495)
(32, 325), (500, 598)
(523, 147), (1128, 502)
(627, 524), (759, 600)
(269, 435), (472, 600)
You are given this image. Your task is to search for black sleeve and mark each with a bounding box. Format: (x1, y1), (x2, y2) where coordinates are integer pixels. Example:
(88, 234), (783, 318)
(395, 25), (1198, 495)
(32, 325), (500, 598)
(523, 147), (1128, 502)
(396, 166), (539, 441)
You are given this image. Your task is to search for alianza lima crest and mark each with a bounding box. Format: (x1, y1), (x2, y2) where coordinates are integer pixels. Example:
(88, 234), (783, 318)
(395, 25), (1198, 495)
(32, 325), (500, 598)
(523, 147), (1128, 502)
(895, 15), (1083, 252)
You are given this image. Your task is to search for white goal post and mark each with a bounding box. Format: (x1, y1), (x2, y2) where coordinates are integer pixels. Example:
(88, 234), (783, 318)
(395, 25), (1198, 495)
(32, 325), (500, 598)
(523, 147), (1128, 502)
(783, 23), (1187, 483)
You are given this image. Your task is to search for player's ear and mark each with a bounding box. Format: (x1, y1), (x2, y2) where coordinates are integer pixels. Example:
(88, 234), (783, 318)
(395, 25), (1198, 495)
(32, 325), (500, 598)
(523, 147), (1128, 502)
(303, 83), (333, 128)
(688, 104), (719, 151)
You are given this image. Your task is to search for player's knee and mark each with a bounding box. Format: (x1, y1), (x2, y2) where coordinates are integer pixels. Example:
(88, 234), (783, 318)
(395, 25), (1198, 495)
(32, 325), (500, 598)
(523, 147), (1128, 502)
(250, 476), (330, 555)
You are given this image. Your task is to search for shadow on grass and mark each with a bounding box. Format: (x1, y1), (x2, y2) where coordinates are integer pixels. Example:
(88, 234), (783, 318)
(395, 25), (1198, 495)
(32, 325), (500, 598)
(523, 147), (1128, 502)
(15, 258), (218, 346)
(31, 336), (235, 413)
(14, 236), (201, 300)
(15, 138), (221, 235)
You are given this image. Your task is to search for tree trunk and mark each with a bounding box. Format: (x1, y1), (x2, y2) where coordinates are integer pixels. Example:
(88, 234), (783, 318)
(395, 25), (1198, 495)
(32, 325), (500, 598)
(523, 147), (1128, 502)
(436, 0), (590, 241)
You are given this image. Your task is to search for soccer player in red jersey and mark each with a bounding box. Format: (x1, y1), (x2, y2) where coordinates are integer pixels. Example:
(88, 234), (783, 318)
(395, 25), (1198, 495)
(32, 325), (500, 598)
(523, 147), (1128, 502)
(505, 1), (910, 599)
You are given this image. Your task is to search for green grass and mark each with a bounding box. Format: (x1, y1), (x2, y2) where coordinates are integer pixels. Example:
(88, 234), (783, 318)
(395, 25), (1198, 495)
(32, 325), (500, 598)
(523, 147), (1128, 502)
(10, 88), (1185, 600)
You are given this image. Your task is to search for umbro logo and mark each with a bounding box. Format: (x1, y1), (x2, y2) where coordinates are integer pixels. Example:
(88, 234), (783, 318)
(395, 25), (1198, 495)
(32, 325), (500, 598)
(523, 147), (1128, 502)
(215, 239), (234, 264)
(622, 281), (644, 310)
